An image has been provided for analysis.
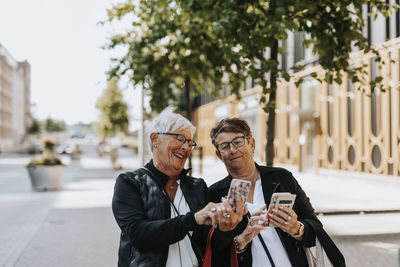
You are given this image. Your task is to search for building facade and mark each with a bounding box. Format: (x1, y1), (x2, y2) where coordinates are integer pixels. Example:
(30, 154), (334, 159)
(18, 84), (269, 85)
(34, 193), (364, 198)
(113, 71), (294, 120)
(193, 7), (400, 176)
(0, 43), (31, 152)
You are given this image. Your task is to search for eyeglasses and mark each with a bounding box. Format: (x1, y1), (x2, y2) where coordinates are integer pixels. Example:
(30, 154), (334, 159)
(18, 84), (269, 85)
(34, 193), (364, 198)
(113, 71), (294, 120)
(157, 132), (197, 149)
(215, 136), (250, 153)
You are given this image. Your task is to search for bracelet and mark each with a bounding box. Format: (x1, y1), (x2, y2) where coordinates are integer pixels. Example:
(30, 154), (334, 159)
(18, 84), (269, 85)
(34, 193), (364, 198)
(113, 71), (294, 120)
(292, 222), (304, 238)
(233, 236), (247, 254)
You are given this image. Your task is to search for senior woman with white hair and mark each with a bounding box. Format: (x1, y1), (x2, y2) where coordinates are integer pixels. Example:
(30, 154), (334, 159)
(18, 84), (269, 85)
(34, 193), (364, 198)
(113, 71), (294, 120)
(112, 107), (245, 267)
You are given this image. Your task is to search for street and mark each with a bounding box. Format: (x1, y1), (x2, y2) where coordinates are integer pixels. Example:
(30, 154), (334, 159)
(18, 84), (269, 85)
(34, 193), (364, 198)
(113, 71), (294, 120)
(1, 151), (400, 266)
(0, 151), (122, 267)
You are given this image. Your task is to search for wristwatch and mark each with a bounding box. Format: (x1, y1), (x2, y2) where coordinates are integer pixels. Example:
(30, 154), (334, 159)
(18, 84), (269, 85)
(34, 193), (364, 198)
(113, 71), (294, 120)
(293, 222), (304, 238)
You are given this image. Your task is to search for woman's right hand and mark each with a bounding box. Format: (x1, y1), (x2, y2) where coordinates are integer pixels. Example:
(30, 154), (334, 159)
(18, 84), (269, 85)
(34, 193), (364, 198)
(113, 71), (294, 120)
(235, 205), (268, 250)
(216, 198), (247, 232)
(194, 202), (219, 226)
(194, 199), (248, 231)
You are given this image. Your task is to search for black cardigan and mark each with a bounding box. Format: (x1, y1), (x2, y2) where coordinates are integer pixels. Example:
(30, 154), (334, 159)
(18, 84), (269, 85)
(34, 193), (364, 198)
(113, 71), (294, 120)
(209, 163), (321, 267)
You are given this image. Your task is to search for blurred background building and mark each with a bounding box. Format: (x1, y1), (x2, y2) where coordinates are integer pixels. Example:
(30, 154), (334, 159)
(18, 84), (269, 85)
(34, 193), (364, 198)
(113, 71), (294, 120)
(0, 43), (31, 153)
(192, 5), (400, 176)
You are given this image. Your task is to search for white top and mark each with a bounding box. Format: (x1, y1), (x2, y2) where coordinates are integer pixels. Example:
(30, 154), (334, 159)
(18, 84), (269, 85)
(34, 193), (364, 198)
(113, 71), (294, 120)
(165, 181), (199, 267)
(246, 179), (292, 267)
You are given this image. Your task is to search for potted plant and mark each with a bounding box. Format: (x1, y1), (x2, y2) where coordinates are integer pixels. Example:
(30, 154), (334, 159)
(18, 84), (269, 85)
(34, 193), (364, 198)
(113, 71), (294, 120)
(26, 138), (65, 191)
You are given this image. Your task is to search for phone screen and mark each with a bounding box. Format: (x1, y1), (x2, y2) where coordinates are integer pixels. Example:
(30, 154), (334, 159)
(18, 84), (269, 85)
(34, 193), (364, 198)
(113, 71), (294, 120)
(227, 179), (251, 212)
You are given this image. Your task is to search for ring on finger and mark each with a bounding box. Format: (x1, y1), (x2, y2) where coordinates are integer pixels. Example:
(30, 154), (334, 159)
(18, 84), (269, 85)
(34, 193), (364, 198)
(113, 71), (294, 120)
(222, 212), (230, 218)
(287, 216), (291, 221)
(211, 207), (217, 212)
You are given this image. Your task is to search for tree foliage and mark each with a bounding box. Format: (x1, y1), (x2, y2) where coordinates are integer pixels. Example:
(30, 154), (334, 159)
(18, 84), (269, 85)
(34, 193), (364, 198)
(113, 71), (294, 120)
(188, 0), (396, 165)
(44, 118), (66, 133)
(95, 78), (129, 138)
(104, 0), (231, 114)
(27, 117), (41, 135)
(105, 0), (397, 165)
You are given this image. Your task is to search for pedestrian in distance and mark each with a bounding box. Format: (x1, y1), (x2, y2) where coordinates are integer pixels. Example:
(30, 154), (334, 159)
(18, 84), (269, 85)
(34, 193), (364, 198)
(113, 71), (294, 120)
(208, 117), (345, 267)
(112, 107), (245, 267)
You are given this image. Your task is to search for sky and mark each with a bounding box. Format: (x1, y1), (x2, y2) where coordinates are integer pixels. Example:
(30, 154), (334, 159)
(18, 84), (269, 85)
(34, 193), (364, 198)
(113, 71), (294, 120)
(0, 0), (142, 129)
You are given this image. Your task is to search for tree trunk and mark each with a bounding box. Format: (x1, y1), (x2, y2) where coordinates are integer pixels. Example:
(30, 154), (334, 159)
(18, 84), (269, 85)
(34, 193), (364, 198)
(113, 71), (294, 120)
(184, 76), (192, 170)
(265, 39), (279, 167)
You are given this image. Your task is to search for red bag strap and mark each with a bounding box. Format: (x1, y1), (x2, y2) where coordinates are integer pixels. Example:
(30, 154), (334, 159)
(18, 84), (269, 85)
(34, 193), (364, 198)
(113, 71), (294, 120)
(202, 226), (238, 267)
(202, 226), (216, 267)
(230, 241), (239, 267)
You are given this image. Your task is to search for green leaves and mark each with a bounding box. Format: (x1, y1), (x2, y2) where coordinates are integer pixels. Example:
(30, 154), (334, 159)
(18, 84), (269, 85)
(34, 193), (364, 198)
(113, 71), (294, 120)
(104, 0), (229, 113)
(95, 78), (129, 138)
(104, 0), (395, 121)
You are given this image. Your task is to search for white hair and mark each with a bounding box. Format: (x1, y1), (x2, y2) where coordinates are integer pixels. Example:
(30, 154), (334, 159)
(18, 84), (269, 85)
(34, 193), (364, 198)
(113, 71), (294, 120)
(146, 106), (196, 152)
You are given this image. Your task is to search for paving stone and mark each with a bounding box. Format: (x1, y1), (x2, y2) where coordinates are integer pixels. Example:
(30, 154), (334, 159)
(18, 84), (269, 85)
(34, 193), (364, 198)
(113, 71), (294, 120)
(14, 207), (119, 267)
(332, 234), (400, 267)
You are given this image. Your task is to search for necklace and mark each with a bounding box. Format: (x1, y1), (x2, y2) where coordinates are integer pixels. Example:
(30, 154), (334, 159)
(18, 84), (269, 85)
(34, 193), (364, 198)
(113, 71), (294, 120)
(166, 179), (178, 201)
(166, 179), (178, 191)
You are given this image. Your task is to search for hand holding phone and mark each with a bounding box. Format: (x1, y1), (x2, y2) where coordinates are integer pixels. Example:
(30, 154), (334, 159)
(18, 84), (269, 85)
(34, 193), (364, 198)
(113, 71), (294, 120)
(266, 192), (296, 227)
(227, 179), (251, 212)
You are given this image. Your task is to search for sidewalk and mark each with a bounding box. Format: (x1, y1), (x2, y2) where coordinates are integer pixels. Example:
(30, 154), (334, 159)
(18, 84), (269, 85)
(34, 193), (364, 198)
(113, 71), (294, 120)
(1, 153), (399, 267)
(191, 157), (400, 236)
(0, 157), (121, 267)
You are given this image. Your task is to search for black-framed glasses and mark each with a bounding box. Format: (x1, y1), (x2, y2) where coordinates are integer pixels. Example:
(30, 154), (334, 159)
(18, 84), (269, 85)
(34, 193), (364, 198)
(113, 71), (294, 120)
(215, 136), (250, 153)
(157, 132), (197, 149)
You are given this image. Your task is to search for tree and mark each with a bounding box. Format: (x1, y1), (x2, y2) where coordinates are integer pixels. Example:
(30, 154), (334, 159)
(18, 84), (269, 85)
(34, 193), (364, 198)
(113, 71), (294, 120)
(27, 117), (41, 135)
(44, 118), (66, 133)
(95, 78), (129, 139)
(105, 0), (396, 166)
(104, 0), (229, 119)
(188, 0), (396, 166)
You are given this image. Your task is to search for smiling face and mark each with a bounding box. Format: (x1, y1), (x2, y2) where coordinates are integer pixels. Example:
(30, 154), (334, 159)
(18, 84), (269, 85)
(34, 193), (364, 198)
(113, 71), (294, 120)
(215, 131), (255, 177)
(151, 128), (193, 177)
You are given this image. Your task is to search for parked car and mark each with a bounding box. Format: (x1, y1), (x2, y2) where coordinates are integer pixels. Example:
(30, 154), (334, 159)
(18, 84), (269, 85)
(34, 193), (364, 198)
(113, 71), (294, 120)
(56, 144), (73, 154)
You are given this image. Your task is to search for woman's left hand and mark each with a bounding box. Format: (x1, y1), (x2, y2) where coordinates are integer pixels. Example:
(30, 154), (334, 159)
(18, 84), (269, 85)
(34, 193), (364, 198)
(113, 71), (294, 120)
(268, 205), (302, 238)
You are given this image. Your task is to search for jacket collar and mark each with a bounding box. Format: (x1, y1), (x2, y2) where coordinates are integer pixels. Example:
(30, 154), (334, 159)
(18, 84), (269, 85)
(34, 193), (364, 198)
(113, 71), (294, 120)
(256, 163), (280, 205)
(145, 159), (191, 187)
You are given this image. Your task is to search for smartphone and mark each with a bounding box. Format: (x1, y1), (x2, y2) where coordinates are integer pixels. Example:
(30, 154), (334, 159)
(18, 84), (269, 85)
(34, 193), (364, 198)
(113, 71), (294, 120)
(266, 192), (296, 226)
(227, 179), (251, 212)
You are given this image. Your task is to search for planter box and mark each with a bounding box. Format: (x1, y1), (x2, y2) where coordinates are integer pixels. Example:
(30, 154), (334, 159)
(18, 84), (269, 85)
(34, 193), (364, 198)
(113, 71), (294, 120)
(26, 165), (65, 191)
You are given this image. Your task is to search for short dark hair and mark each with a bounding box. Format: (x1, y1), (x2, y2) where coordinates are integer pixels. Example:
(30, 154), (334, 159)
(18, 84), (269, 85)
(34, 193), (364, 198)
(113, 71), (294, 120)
(210, 117), (252, 147)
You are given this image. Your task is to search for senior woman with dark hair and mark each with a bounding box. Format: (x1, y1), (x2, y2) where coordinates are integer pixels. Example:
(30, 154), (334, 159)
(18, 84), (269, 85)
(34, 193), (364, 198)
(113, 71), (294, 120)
(112, 107), (244, 267)
(208, 117), (344, 267)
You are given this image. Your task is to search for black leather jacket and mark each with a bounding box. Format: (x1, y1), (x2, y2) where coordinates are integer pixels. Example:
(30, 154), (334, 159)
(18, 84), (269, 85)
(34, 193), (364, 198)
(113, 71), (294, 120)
(112, 160), (209, 267)
(209, 163), (321, 267)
